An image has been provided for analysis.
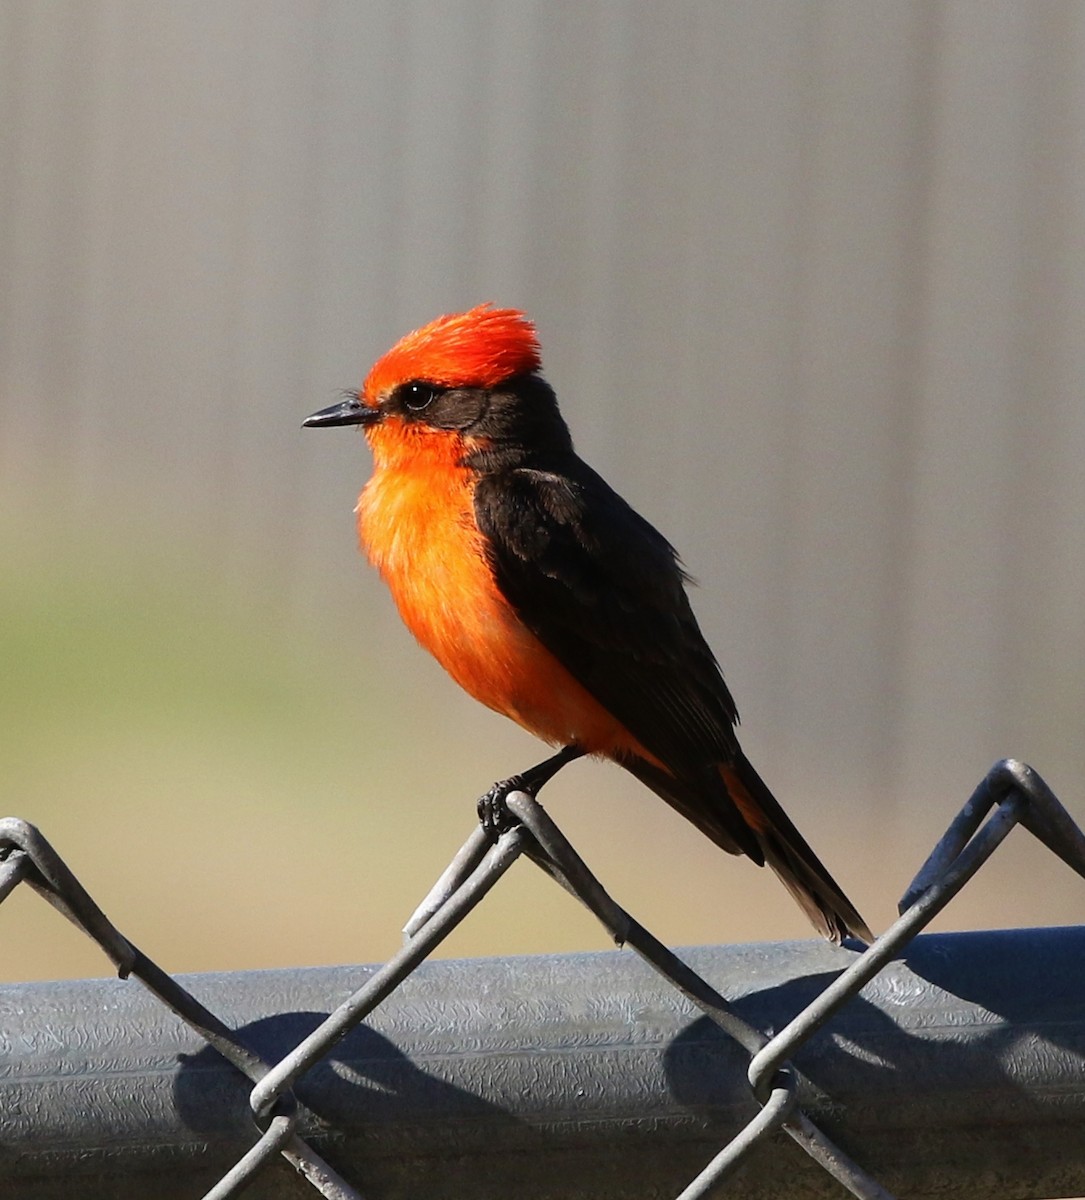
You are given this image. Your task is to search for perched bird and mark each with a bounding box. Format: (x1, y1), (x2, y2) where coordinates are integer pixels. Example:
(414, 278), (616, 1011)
(305, 305), (870, 943)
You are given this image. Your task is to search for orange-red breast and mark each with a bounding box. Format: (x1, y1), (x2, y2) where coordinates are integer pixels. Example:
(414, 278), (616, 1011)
(305, 305), (870, 943)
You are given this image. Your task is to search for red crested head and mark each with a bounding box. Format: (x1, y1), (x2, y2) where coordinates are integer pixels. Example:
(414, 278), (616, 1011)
(363, 305), (541, 404)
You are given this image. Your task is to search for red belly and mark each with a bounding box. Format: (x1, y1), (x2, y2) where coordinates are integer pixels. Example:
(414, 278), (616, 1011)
(357, 449), (650, 759)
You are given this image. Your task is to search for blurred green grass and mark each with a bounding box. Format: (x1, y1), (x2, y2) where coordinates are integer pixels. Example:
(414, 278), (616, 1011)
(4, 516), (1082, 985)
(0, 518), (620, 980)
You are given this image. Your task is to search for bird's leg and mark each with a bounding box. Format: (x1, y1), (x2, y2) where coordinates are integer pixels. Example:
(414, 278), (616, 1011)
(477, 745), (585, 838)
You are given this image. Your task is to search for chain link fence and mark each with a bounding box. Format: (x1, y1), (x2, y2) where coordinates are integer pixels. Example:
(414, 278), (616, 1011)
(2, 758), (1085, 1197)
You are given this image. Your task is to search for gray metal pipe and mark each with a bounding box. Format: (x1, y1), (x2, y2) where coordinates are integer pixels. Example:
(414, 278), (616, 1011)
(1, 926), (1083, 1198)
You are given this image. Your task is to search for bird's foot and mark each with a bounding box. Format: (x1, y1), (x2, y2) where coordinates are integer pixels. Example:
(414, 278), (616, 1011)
(476, 745), (586, 842)
(477, 776), (528, 839)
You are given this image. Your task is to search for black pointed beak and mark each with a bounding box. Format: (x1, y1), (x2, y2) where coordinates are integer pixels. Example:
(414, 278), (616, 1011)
(303, 395), (379, 428)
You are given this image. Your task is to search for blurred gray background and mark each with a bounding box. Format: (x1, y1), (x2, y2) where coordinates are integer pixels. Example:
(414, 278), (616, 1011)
(3, 0), (1084, 981)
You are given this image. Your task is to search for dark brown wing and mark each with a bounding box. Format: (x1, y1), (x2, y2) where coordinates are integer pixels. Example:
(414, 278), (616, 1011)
(472, 458), (762, 860)
(473, 457), (873, 944)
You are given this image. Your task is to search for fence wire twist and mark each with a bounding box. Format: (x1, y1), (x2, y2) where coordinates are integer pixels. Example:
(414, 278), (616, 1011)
(1, 756), (1084, 1198)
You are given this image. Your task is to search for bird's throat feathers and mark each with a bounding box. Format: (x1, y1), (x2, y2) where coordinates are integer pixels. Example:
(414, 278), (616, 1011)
(356, 427), (536, 727)
(358, 419), (483, 580)
(364, 414), (474, 476)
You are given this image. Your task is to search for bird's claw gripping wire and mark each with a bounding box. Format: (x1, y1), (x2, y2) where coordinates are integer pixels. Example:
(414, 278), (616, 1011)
(476, 783), (521, 838)
(476, 745), (585, 840)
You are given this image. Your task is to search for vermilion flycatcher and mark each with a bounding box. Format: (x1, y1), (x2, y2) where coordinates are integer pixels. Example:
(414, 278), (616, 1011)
(305, 306), (870, 943)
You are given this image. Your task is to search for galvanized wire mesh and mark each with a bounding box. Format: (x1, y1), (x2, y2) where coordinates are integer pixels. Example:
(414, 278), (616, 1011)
(1, 757), (1084, 1198)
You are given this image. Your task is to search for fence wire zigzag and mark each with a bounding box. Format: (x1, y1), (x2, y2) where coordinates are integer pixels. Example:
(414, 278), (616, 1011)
(1, 757), (1085, 1198)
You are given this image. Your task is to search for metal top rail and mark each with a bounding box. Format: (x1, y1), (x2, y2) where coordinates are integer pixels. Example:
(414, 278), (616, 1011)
(1, 758), (1085, 1198)
(2, 927), (1085, 1199)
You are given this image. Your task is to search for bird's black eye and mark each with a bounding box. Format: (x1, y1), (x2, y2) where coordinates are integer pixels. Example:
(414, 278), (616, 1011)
(402, 382), (439, 412)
